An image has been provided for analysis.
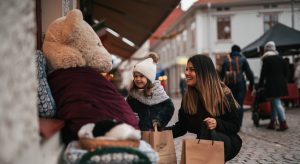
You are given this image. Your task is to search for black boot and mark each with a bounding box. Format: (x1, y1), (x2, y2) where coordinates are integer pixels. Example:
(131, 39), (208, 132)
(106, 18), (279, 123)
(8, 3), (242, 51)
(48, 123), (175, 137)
(267, 120), (275, 129)
(277, 120), (288, 131)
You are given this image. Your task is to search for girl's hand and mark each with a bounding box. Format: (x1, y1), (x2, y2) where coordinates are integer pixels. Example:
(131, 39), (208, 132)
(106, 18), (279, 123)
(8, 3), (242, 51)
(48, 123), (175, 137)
(203, 117), (217, 130)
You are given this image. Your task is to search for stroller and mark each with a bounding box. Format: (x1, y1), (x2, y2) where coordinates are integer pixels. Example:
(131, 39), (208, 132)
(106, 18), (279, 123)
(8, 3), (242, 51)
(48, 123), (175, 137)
(252, 87), (272, 127)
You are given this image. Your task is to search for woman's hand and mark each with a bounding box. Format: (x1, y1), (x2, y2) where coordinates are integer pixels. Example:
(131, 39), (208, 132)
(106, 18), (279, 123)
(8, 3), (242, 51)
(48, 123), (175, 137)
(203, 117), (217, 130)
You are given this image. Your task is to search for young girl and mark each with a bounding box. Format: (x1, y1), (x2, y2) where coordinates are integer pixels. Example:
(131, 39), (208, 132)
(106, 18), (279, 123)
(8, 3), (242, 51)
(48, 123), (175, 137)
(127, 52), (175, 131)
(167, 55), (242, 162)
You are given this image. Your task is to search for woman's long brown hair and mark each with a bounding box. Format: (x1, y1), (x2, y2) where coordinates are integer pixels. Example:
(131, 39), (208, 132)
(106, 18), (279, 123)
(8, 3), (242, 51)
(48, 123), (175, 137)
(183, 55), (230, 116)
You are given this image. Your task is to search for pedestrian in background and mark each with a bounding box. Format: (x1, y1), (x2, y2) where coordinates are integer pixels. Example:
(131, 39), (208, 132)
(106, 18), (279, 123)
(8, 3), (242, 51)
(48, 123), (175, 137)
(167, 55), (242, 162)
(179, 73), (187, 97)
(294, 57), (300, 101)
(127, 52), (175, 131)
(259, 41), (288, 131)
(220, 44), (255, 127)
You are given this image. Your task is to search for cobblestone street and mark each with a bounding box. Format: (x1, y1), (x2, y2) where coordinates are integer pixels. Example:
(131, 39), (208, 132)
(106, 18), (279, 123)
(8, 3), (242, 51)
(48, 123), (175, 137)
(169, 97), (300, 164)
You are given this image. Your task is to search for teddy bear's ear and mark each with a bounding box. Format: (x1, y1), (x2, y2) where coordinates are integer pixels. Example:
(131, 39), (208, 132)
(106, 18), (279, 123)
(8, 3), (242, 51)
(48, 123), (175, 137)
(61, 9), (84, 41)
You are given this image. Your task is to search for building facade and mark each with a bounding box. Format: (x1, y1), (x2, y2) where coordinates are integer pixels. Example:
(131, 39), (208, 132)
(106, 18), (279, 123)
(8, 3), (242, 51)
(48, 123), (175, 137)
(150, 0), (300, 97)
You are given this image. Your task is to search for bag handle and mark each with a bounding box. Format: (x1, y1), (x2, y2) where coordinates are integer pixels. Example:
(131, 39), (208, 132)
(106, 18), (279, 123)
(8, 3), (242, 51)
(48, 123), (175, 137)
(152, 120), (158, 132)
(227, 55), (232, 71)
(235, 56), (240, 73)
(197, 130), (216, 145)
(226, 55), (235, 84)
(197, 123), (217, 145)
(228, 55), (240, 73)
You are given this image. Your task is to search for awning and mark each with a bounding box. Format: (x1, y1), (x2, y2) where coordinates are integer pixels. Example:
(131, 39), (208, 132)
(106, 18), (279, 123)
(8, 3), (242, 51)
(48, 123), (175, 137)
(242, 23), (300, 58)
(80, 0), (181, 59)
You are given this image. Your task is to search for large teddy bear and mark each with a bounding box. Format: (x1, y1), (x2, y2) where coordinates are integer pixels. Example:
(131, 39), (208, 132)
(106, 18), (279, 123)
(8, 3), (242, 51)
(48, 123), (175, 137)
(43, 9), (138, 143)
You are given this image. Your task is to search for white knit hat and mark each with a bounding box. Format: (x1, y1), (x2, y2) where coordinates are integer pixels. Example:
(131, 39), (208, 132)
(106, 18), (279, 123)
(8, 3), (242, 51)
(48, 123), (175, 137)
(133, 52), (159, 83)
(264, 41), (276, 52)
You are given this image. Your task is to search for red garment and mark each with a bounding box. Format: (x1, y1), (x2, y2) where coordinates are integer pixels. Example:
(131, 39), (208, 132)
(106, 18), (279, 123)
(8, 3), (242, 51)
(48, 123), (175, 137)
(48, 67), (138, 142)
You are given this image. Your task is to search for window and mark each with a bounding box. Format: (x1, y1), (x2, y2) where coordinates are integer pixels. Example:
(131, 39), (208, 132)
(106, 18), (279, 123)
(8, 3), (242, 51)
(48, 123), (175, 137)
(263, 13), (278, 32)
(216, 7), (230, 11)
(171, 40), (175, 59)
(182, 30), (187, 52)
(190, 22), (196, 48)
(161, 47), (166, 63)
(176, 35), (181, 56)
(166, 43), (170, 61)
(217, 17), (231, 40)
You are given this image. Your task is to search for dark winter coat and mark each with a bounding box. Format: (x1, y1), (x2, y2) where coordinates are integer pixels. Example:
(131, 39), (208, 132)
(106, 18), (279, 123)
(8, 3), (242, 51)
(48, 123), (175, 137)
(169, 91), (242, 161)
(259, 52), (288, 98)
(127, 97), (175, 131)
(48, 67), (138, 143)
(127, 80), (175, 131)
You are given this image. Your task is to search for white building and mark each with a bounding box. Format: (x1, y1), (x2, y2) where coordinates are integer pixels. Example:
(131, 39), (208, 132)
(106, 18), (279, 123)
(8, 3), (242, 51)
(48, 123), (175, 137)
(150, 0), (300, 96)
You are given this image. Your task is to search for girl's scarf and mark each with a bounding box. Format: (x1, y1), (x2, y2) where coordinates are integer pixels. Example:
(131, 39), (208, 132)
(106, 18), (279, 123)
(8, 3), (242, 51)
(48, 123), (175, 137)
(129, 80), (169, 106)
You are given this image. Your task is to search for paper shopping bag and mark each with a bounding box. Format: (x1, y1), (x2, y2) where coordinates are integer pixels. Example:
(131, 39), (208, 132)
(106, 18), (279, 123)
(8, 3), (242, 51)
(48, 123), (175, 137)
(142, 130), (177, 164)
(181, 138), (224, 164)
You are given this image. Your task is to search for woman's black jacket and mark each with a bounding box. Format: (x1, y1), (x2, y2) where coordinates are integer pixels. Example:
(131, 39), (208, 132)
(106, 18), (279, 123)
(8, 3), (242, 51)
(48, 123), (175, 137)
(169, 94), (242, 161)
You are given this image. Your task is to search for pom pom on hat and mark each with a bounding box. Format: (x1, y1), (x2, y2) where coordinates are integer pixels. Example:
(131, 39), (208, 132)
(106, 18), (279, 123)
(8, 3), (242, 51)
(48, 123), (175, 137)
(264, 41), (276, 52)
(133, 52), (159, 83)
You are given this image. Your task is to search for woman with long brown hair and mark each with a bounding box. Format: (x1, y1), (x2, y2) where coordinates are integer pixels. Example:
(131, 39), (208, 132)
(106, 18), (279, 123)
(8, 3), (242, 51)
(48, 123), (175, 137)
(168, 55), (242, 161)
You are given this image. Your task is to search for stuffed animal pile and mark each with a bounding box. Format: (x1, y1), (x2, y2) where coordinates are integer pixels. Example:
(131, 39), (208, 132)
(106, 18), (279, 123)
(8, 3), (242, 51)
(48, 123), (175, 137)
(43, 9), (138, 143)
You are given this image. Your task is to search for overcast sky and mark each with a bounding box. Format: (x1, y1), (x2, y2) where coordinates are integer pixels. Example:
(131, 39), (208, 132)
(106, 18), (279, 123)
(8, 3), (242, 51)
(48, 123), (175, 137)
(181, 0), (198, 11)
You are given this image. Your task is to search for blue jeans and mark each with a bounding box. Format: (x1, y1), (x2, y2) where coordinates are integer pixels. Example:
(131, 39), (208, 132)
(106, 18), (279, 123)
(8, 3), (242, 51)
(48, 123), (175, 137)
(269, 98), (286, 122)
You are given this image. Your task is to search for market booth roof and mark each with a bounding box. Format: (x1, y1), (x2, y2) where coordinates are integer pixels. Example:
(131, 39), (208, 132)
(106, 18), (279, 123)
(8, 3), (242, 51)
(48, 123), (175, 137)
(242, 23), (300, 58)
(81, 0), (181, 59)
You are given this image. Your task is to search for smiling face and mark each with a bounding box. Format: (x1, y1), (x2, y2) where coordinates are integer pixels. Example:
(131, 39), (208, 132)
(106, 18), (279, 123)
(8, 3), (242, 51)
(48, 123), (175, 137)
(185, 61), (197, 87)
(133, 72), (148, 89)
